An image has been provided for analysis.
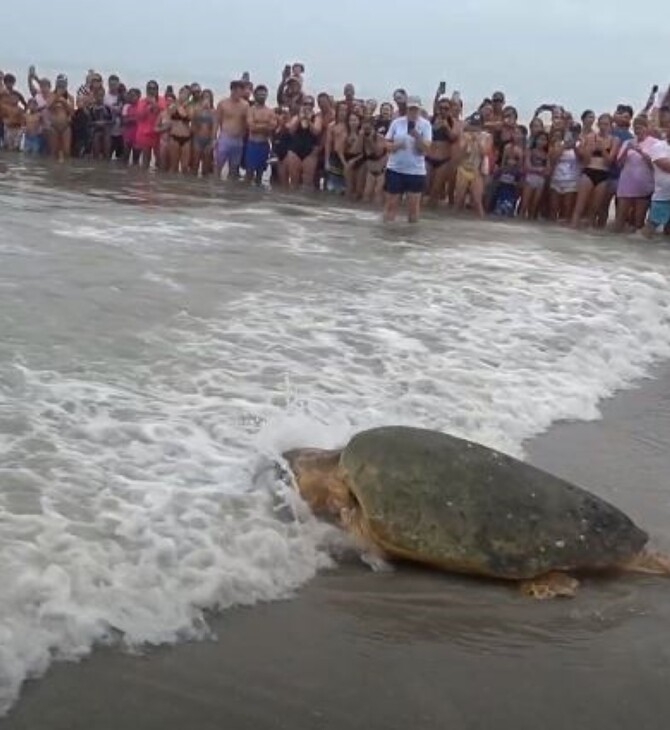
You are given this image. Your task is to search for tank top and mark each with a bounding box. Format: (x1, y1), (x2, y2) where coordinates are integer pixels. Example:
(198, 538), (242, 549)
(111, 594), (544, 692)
(552, 148), (579, 183)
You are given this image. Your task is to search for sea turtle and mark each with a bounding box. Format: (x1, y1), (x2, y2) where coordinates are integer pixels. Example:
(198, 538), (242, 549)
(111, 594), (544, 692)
(282, 426), (670, 599)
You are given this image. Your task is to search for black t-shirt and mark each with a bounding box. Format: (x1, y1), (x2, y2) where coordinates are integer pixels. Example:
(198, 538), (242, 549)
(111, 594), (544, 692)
(89, 103), (112, 128)
(374, 117), (390, 136)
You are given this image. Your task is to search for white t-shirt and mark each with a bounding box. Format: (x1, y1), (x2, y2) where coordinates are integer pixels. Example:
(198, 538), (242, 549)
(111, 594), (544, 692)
(385, 116), (433, 176)
(649, 140), (670, 201)
(104, 93), (123, 137)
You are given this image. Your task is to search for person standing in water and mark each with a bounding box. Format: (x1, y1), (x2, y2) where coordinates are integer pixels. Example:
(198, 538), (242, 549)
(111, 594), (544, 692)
(135, 80), (164, 169)
(215, 80), (249, 179)
(245, 85), (276, 185)
(383, 96), (432, 223)
(105, 74), (125, 160)
(641, 137), (670, 238)
(47, 75), (75, 161)
(191, 89), (216, 176)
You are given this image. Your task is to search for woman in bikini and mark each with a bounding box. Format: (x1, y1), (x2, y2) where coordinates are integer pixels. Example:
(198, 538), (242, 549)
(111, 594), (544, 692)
(426, 99), (454, 205)
(454, 112), (488, 217)
(47, 80), (75, 162)
(361, 116), (387, 204)
(313, 93), (335, 190)
(165, 86), (193, 173)
(191, 89), (216, 176)
(614, 115), (655, 232)
(519, 131), (550, 219)
(571, 113), (619, 228)
(342, 112), (365, 199)
(285, 97), (322, 188)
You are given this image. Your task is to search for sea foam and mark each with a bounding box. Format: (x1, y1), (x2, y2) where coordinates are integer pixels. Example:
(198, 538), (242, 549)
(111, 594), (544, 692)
(2, 211), (670, 714)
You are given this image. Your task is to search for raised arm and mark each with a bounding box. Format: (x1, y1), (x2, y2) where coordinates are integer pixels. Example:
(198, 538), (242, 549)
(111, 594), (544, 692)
(604, 137), (620, 165)
(433, 83), (443, 117)
(28, 68), (40, 97)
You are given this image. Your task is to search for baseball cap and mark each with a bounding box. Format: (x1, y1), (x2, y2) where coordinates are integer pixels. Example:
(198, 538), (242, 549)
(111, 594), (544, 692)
(407, 95), (422, 108)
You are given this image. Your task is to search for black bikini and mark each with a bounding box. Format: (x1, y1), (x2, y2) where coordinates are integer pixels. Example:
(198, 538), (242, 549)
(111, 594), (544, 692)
(427, 122), (452, 168)
(171, 134), (192, 147)
(583, 139), (611, 186)
(170, 108), (191, 146)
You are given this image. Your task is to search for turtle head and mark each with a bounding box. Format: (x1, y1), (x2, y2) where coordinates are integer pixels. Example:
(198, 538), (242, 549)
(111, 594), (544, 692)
(282, 448), (354, 521)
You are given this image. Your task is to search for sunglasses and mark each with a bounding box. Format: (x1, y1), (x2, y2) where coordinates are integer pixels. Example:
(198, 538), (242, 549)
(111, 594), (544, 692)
(493, 97), (504, 103)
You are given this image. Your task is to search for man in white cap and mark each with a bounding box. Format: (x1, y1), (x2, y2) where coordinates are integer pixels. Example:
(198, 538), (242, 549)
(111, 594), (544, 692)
(383, 95), (432, 222)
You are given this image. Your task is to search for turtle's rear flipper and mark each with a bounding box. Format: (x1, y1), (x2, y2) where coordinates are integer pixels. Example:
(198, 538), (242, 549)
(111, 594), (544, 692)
(620, 550), (670, 575)
(519, 572), (579, 600)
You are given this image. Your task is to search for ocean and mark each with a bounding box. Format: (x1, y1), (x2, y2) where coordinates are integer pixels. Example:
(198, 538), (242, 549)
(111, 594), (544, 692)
(2, 155), (670, 726)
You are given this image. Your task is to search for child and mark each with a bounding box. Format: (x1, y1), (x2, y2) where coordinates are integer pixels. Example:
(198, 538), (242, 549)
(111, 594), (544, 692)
(493, 156), (523, 216)
(291, 62), (305, 87)
(519, 131), (550, 219)
(23, 98), (43, 154)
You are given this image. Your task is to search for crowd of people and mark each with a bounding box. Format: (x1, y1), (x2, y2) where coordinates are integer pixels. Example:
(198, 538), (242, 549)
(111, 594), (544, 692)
(1, 63), (669, 232)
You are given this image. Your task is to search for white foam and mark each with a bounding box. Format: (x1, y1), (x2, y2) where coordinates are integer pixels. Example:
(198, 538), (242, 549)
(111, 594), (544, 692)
(2, 223), (670, 715)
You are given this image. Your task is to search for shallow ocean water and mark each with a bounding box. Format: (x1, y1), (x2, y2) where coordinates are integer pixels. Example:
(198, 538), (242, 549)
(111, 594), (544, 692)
(2, 156), (670, 715)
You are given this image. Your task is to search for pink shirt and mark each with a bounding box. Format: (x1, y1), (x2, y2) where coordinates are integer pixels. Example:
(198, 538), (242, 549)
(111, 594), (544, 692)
(122, 102), (139, 145)
(135, 97), (165, 146)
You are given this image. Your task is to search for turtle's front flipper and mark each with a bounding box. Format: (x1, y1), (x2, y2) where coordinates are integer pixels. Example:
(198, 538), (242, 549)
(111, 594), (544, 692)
(340, 505), (392, 572)
(520, 572), (579, 600)
(620, 550), (670, 575)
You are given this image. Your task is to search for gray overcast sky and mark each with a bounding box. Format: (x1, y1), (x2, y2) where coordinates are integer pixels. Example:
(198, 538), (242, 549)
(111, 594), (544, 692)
(3, 0), (667, 119)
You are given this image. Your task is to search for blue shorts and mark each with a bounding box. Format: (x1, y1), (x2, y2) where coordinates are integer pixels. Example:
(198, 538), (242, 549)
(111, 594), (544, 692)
(245, 139), (270, 173)
(24, 134), (43, 155)
(384, 169), (426, 196)
(648, 200), (670, 229)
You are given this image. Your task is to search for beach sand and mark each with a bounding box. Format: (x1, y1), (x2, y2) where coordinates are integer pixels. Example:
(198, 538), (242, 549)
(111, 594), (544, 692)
(2, 369), (670, 730)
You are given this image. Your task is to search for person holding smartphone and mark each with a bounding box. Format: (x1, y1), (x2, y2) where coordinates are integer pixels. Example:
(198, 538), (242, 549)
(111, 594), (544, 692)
(383, 96), (432, 223)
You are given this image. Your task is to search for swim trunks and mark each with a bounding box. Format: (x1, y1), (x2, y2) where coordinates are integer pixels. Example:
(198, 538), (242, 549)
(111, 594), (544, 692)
(216, 133), (244, 170)
(648, 200), (670, 228)
(245, 139), (270, 173)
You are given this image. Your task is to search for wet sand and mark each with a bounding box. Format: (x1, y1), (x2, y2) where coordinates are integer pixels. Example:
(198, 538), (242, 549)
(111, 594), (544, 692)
(3, 367), (670, 730)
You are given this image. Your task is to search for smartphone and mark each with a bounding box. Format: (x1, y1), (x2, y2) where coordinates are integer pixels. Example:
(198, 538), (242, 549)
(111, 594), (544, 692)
(407, 120), (416, 134)
(439, 81), (446, 95)
(652, 85), (659, 94)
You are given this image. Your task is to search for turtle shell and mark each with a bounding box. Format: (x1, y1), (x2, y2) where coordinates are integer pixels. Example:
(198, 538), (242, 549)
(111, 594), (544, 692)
(340, 427), (648, 580)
